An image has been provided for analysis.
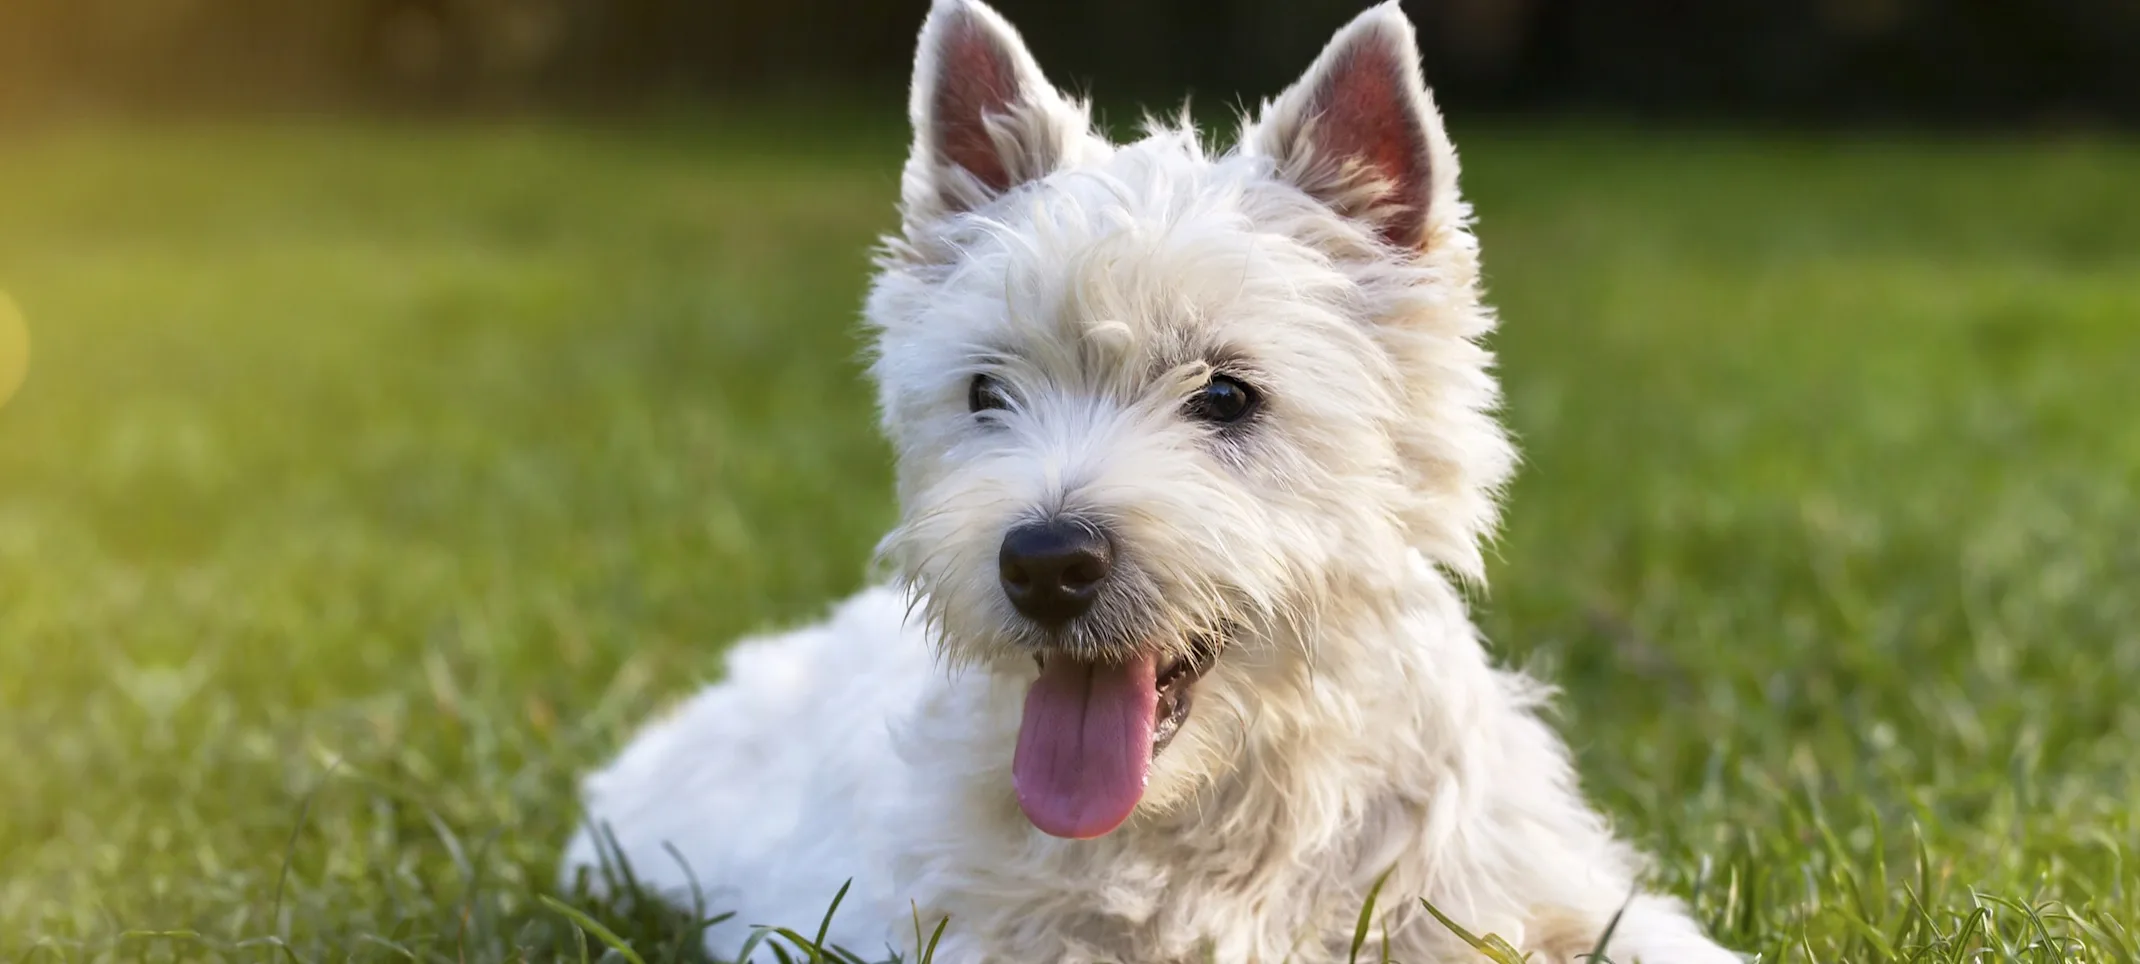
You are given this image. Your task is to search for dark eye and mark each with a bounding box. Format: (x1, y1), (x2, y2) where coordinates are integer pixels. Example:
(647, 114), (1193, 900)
(1185, 374), (1259, 424)
(968, 373), (1010, 414)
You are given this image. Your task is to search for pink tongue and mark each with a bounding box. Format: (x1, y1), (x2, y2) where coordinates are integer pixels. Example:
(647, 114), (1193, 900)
(1012, 653), (1159, 839)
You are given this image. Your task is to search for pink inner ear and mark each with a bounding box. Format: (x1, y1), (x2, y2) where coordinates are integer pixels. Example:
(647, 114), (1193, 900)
(930, 16), (1025, 195)
(1311, 41), (1433, 248)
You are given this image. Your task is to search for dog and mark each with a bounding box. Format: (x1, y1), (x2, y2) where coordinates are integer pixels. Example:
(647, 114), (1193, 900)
(562, 2), (1740, 960)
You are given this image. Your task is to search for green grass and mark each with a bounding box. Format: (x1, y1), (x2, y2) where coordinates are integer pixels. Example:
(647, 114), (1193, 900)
(0, 116), (2136, 962)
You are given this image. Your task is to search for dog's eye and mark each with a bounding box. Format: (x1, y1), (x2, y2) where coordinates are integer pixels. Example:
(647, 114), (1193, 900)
(1185, 375), (1259, 424)
(968, 374), (1010, 414)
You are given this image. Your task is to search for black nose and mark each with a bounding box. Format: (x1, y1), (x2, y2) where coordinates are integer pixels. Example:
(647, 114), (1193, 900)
(999, 519), (1113, 626)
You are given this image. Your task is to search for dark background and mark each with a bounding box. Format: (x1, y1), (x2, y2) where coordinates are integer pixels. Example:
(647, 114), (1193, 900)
(4, 0), (2137, 125)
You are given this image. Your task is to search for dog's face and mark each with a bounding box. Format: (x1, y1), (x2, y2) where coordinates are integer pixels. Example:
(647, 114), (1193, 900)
(869, 0), (1513, 839)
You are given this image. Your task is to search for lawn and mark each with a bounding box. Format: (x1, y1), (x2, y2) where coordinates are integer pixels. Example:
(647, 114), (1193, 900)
(0, 115), (2136, 962)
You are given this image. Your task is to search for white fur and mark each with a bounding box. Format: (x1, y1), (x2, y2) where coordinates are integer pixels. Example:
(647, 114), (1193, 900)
(563, 2), (1740, 961)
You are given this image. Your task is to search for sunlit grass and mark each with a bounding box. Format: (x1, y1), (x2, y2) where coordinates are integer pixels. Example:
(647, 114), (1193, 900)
(0, 118), (2135, 961)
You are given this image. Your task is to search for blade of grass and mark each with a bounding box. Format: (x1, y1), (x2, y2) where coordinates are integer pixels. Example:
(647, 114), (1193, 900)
(539, 895), (648, 964)
(1580, 889), (1636, 963)
(1350, 866), (1396, 964)
(814, 879), (854, 953)
(1420, 898), (1530, 964)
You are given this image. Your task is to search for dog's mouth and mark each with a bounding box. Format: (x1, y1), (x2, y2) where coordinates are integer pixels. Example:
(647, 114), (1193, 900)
(1012, 634), (1223, 841)
(1150, 633), (1221, 754)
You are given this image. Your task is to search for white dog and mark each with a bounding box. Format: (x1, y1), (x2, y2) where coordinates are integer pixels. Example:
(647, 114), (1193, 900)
(563, 2), (1739, 961)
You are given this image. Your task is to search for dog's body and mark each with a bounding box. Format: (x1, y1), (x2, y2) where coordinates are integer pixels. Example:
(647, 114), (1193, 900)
(563, 2), (1739, 961)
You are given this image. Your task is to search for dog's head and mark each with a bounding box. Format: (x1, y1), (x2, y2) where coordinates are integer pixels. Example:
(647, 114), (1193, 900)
(869, 0), (1514, 839)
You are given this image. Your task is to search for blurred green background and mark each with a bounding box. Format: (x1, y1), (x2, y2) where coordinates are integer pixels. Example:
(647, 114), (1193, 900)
(2, 2), (2139, 962)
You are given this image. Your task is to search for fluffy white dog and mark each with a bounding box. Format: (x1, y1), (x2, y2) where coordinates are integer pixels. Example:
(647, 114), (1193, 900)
(563, 2), (1740, 961)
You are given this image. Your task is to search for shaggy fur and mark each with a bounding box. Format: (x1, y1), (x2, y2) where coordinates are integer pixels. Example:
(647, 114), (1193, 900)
(562, 2), (1741, 961)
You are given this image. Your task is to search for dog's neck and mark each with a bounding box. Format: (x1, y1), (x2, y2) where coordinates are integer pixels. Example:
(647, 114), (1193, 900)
(1153, 550), (1493, 835)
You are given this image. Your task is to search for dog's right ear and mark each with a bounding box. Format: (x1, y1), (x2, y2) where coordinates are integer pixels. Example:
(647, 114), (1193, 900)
(900, 0), (1092, 228)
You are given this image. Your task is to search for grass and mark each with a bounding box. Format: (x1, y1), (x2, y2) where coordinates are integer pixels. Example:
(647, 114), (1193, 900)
(0, 114), (2136, 962)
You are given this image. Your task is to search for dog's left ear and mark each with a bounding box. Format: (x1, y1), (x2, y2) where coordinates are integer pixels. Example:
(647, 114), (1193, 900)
(900, 0), (1094, 229)
(1246, 2), (1458, 251)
